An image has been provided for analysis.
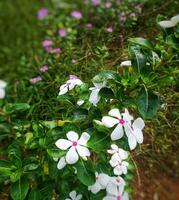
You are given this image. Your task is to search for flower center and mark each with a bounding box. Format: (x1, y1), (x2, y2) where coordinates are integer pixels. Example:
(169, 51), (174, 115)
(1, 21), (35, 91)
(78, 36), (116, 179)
(117, 196), (121, 200)
(72, 141), (78, 147)
(116, 178), (120, 183)
(119, 119), (125, 125)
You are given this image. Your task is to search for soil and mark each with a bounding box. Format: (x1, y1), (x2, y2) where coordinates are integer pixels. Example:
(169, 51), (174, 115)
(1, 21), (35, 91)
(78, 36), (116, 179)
(133, 160), (179, 200)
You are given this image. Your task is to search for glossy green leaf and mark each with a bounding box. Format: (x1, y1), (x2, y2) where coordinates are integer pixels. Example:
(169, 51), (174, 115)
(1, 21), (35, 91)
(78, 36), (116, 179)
(10, 178), (29, 200)
(93, 70), (120, 83)
(28, 189), (42, 200)
(99, 87), (115, 99)
(128, 37), (154, 49)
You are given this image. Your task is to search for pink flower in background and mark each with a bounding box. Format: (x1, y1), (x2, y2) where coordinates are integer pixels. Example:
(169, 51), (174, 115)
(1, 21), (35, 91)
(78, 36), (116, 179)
(119, 12), (126, 23)
(37, 8), (48, 20)
(50, 48), (61, 54)
(91, 0), (101, 5)
(40, 65), (49, 72)
(71, 11), (82, 19)
(105, 2), (112, 8)
(42, 40), (53, 48)
(86, 23), (93, 28)
(58, 29), (67, 37)
(30, 76), (42, 84)
(106, 27), (113, 33)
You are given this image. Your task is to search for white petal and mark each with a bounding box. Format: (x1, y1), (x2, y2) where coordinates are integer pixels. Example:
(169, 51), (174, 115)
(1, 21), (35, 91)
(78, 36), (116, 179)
(171, 15), (179, 24)
(66, 131), (79, 141)
(108, 108), (121, 119)
(133, 129), (144, 144)
(103, 195), (116, 200)
(128, 134), (137, 150)
(120, 60), (131, 67)
(78, 132), (90, 146)
(121, 165), (128, 174)
(109, 159), (118, 168)
(76, 145), (90, 157)
(66, 147), (79, 164)
(98, 173), (111, 188)
(102, 116), (119, 128)
(0, 88), (5, 99)
(69, 191), (76, 199)
(122, 192), (129, 200)
(77, 99), (84, 106)
(57, 157), (67, 170)
(58, 84), (68, 95)
(118, 149), (128, 160)
(75, 79), (83, 86)
(88, 182), (102, 194)
(106, 181), (118, 196)
(158, 20), (176, 28)
(0, 80), (7, 88)
(111, 144), (118, 151)
(114, 166), (122, 175)
(124, 123), (132, 137)
(133, 118), (145, 130)
(122, 108), (133, 123)
(89, 89), (100, 105)
(55, 139), (72, 150)
(76, 194), (82, 200)
(111, 124), (124, 141)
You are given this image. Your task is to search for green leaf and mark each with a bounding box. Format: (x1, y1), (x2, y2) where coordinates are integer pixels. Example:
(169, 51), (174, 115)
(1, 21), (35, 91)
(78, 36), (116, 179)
(70, 108), (88, 122)
(0, 160), (12, 176)
(28, 189), (42, 200)
(76, 160), (95, 186)
(166, 35), (179, 50)
(93, 70), (120, 83)
(137, 88), (161, 119)
(10, 178), (29, 200)
(4, 103), (30, 113)
(128, 37), (154, 50)
(128, 45), (147, 73)
(99, 87), (115, 99)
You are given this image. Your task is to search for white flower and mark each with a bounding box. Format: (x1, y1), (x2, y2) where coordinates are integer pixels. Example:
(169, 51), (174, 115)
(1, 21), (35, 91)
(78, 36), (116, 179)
(125, 117), (145, 150)
(55, 131), (91, 164)
(88, 172), (110, 194)
(107, 144), (128, 161)
(0, 80), (7, 99)
(103, 192), (129, 200)
(65, 190), (82, 200)
(89, 81), (106, 105)
(58, 75), (83, 95)
(120, 60), (131, 67)
(106, 176), (125, 197)
(158, 20), (176, 28)
(102, 108), (133, 140)
(109, 154), (129, 175)
(77, 99), (85, 106)
(171, 15), (179, 24)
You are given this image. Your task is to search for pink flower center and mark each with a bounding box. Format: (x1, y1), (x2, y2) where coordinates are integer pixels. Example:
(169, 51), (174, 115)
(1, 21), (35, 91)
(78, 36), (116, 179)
(116, 178), (120, 183)
(119, 119), (125, 125)
(117, 196), (121, 200)
(72, 141), (78, 147)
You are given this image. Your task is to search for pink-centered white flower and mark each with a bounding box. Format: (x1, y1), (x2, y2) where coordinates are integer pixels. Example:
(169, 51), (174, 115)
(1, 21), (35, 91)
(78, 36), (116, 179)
(106, 176), (126, 197)
(0, 80), (7, 99)
(88, 172), (110, 194)
(89, 81), (106, 105)
(58, 75), (83, 96)
(102, 108), (133, 141)
(103, 192), (129, 200)
(55, 131), (90, 164)
(107, 144), (128, 161)
(65, 191), (82, 200)
(109, 154), (129, 175)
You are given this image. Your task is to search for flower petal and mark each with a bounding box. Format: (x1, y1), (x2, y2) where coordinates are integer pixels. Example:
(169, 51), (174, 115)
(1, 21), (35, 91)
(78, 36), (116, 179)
(76, 145), (90, 157)
(0, 88), (5, 99)
(76, 194), (82, 200)
(55, 139), (72, 150)
(88, 182), (101, 194)
(66, 131), (79, 141)
(69, 191), (76, 199)
(59, 84), (68, 95)
(111, 124), (124, 141)
(102, 116), (118, 128)
(122, 108), (133, 123)
(128, 133), (137, 150)
(106, 181), (118, 196)
(114, 166), (122, 175)
(78, 132), (90, 146)
(98, 173), (110, 188)
(0, 80), (7, 88)
(57, 157), (67, 170)
(89, 89), (100, 105)
(133, 118), (145, 130)
(108, 108), (121, 119)
(122, 192), (129, 200)
(66, 147), (79, 164)
(118, 149), (128, 160)
(133, 129), (144, 144)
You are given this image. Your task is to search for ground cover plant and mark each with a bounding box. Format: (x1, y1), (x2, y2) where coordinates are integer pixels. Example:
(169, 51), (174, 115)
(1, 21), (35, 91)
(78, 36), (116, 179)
(0, 0), (179, 199)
